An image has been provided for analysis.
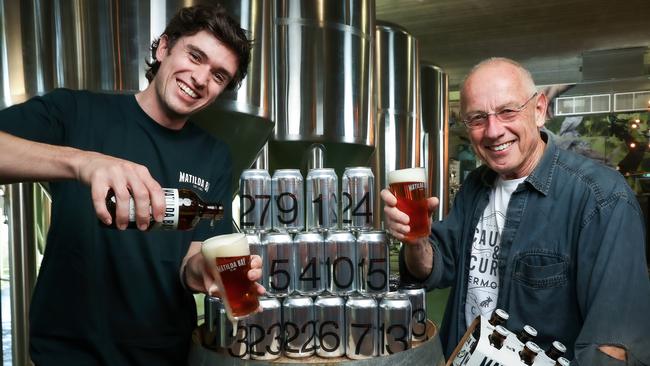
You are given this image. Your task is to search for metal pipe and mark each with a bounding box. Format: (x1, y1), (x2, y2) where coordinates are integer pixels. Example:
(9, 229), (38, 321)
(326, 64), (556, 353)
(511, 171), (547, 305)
(7, 183), (37, 366)
(421, 64), (449, 220)
(307, 143), (326, 170)
(252, 143), (269, 170)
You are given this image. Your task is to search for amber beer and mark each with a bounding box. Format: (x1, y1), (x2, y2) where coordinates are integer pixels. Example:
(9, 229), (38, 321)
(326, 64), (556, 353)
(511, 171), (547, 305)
(202, 233), (259, 319)
(388, 168), (430, 241)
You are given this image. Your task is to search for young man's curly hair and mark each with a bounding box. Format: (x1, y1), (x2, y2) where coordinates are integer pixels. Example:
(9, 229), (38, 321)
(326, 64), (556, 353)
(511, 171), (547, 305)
(145, 4), (252, 91)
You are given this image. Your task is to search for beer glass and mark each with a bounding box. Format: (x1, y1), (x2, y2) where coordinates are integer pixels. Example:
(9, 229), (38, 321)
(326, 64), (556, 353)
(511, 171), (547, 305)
(388, 168), (430, 241)
(202, 233), (259, 319)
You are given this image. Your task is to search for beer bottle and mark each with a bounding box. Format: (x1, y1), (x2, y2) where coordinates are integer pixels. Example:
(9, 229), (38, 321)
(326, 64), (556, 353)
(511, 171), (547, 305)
(105, 188), (224, 230)
(546, 341), (567, 361)
(488, 308), (509, 327)
(488, 325), (509, 350)
(516, 325), (537, 345)
(519, 341), (541, 365)
(468, 308), (509, 353)
(467, 308), (509, 356)
(555, 357), (570, 366)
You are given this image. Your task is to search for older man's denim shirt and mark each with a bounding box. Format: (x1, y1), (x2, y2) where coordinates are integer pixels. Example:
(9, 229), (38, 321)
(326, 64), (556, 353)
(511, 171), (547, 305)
(401, 132), (650, 365)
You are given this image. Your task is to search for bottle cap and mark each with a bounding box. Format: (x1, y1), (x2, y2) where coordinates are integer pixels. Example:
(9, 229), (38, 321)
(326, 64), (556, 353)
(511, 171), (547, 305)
(495, 308), (509, 320)
(523, 325), (537, 337)
(525, 341), (541, 354)
(556, 357), (570, 366)
(495, 325), (510, 337)
(552, 341), (566, 353)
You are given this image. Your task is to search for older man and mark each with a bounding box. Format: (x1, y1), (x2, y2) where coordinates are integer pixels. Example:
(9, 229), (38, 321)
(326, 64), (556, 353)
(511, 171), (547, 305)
(382, 57), (650, 364)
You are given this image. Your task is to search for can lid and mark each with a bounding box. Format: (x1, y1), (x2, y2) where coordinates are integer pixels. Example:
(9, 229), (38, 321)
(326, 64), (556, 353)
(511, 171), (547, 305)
(258, 296), (281, 307)
(308, 167), (335, 174)
(382, 292), (409, 300)
(326, 230), (356, 240)
(347, 295), (378, 305)
(294, 231), (323, 241)
(525, 341), (541, 354)
(522, 325), (537, 337)
(399, 283), (424, 290)
(552, 341), (567, 353)
(245, 233), (261, 243)
(241, 168), (271, 177)
(274, 168), (301, 173)
(315, 294), (346, 305)
(262, 231), (293, 243)
(356, 230), (388, 241)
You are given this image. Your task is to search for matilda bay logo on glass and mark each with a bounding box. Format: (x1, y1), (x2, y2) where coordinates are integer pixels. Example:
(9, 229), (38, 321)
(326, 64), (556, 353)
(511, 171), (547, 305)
(178, 171), (210, 193)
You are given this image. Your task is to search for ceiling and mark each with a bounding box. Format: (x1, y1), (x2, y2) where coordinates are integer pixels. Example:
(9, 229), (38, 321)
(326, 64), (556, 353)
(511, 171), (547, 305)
(376, 0), (650, 92)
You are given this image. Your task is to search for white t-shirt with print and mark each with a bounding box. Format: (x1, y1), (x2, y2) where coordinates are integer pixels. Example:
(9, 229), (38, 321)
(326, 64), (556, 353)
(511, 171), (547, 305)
(465, 176), (526, 328)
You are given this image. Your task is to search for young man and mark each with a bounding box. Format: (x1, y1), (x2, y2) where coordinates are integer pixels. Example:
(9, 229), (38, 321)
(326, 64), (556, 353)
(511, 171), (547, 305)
(382, 58), (650, 364)
(0, 5), (263, 365)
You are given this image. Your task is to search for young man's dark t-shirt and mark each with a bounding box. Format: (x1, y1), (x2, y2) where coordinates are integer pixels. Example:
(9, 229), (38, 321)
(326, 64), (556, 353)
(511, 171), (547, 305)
(0, 89), (233, 365)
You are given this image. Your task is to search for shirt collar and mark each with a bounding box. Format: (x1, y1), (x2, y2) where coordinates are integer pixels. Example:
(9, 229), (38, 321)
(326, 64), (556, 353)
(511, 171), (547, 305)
(526, 130), (557, 196)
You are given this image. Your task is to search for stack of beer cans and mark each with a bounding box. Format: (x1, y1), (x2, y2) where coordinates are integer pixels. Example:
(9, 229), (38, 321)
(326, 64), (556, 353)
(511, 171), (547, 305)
(202, 167), (430, 360)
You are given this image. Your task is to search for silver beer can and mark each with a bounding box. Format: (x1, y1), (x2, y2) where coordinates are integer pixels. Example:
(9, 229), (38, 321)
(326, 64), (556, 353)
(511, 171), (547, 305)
(228, 320), (250, 359)
(246, 233), (266, 289)
(314, 295), (346, 358)
(324, 230), (357, 295)
(282, 296), (317, 358)
(203, 296), (233, 350)
(204, 296), (249, 359)
(272, 169), (305, 233)
(379, 293), (412, 355)
(341, 167), (375, 231)
(248, 297), (283, 360)
(293, 232), (325, 296)
(306, 168), (339, 231)
(262, 232), (294, 297)
(356, 230), (389, 295)
(239, 169), (272, 233)
(399, 286), (428, 342)
(345, 296), (378, 359)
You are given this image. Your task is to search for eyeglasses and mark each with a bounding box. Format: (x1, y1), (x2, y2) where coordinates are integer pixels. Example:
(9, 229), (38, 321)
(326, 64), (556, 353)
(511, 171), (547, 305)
(462, 92), (538, 130)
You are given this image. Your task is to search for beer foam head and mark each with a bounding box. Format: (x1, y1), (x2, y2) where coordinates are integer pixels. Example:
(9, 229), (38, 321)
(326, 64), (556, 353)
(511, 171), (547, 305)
(202, 233), (250, 258)
(387, 167), (425, 184)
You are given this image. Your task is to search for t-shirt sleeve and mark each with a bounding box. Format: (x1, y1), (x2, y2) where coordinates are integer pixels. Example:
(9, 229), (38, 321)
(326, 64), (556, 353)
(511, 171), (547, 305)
(191, 140), (233, 241)
(0, 88), (77, 145)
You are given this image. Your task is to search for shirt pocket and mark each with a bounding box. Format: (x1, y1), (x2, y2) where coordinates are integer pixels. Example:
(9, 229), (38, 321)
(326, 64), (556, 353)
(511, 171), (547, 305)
(513, 250), (568, 289)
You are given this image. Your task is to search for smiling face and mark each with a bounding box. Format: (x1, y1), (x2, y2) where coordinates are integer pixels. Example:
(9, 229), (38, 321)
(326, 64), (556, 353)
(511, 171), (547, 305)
(460, 60), (548, 180)
(139, 30), (239, 129)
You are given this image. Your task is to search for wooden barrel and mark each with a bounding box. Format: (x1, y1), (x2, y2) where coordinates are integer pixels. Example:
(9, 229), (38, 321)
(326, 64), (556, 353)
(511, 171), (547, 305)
(188, 320), (445, 366)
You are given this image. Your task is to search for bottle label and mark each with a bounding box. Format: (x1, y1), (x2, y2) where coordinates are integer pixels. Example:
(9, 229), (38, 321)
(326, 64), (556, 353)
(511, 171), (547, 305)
(156, 188), (180, 230)
(113, 188), (180, 230)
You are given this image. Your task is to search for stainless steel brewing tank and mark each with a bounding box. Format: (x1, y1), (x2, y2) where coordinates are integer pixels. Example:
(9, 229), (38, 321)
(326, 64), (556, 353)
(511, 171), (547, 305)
(372, 21), (421, 228)
(270, 0), (376, 174)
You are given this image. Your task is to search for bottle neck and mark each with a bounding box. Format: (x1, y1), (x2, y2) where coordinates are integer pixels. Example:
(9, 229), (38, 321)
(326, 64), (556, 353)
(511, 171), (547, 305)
(199, 203), (225, 220)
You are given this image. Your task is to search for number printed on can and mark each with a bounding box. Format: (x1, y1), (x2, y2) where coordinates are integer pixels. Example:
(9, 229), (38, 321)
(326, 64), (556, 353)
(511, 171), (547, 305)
(342, 167), (374, 230)
(272, 169), (304, 232)
(239, 169), (272, 232)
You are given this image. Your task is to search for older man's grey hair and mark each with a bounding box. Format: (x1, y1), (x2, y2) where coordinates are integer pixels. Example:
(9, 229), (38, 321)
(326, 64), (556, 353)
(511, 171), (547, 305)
(459, 57), (537, 110)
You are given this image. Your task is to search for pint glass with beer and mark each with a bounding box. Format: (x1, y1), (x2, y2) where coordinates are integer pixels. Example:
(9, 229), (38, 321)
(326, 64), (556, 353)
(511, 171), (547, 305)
(388, 168), (430, 241)
(202, 233), (259, 319)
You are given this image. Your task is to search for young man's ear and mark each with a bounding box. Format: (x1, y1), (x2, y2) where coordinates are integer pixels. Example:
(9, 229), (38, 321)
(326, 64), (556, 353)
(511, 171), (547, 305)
(155, 35), (170, 62)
